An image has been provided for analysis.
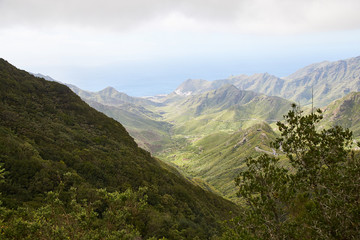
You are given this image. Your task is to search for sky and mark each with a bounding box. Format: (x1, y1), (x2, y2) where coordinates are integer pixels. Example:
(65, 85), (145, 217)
(1, 0), (360, 96)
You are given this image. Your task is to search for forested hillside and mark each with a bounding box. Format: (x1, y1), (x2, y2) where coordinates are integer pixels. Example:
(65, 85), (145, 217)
(0, 59), (238, 239)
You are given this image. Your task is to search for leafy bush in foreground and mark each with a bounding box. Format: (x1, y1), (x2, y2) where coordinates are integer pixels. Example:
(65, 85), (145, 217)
(224, 104), (360, 240)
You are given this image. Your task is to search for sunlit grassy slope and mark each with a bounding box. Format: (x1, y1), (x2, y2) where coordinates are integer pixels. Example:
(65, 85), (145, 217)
(158, 84), (291, 134)
(158, 122), (279, 201)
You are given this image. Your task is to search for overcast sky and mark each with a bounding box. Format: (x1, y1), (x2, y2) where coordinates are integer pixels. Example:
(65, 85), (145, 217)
(1, 0), (360, 96)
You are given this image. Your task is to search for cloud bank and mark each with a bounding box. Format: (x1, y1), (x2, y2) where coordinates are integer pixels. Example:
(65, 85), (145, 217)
(0, 0), (360, 34)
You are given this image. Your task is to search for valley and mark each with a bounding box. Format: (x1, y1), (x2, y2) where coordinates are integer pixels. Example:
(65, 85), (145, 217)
(65, 56), (360, 201)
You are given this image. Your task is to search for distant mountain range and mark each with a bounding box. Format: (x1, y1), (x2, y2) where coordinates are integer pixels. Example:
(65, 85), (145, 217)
(174, 56), (360, 107)
(174, 73), (284, 97)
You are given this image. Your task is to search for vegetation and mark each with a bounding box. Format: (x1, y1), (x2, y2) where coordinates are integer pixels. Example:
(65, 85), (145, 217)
(223, 104), (360, 239)
(0, 58), (239, 239)
(0, 182), (149, 239)
(322, 91), (360, 137)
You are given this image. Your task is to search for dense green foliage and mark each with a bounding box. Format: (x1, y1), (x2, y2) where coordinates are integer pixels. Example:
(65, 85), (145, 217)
(224, 104), (360, 239)
(1, 182), (148, 239)
(0, 59), (239, 239)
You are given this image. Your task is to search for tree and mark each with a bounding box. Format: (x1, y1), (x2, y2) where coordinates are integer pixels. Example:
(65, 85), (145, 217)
(224, 104), (360, 240)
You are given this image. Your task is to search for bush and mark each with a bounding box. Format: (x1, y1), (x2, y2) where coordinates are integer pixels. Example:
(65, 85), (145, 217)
(224, 104), (360, 239)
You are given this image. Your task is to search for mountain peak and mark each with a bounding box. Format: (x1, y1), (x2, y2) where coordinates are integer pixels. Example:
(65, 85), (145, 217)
(100, 86), (119, 93)
(216, 84), (239, 92)
(174, 79), (213, 96)
(97, 86), (127, 98)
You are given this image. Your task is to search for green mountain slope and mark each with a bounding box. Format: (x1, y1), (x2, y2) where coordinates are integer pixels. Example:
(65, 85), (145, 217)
(0, 59), (238, 239)
(82, 100), (173, 153)
(67, 85), (173, 153)
(322, 92), (360, 137)
(164, 85), (258, 122)
(158, 123), (279, 201)
(162, 85), (292, 135)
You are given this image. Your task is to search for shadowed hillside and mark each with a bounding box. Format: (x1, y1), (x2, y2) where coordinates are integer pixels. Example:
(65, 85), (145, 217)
(0, 59), (238, 239)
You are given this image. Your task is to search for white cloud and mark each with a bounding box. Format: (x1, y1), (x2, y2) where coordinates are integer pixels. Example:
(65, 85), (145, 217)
(0, 0), (359, 34)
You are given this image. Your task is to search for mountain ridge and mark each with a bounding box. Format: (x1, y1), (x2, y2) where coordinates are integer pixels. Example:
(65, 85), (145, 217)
(172, 56), (360, 107)
(68, 84), (162, 107)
